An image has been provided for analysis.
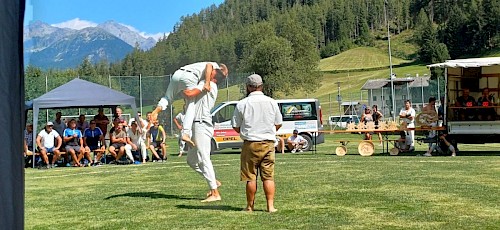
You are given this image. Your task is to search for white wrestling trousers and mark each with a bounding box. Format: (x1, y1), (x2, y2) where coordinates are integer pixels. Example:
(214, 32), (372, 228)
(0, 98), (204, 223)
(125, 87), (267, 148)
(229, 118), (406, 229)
(187, 122), (217, 189)
(125, 142), (148, 160)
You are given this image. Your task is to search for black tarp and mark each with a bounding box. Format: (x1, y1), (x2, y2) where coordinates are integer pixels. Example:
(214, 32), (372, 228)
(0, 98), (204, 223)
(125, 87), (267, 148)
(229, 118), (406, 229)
(0, 0), (25, 228)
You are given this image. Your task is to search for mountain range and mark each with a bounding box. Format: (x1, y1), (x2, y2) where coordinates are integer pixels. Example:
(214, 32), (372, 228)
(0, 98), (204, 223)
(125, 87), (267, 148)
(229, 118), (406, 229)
(24, 20), (159, 69)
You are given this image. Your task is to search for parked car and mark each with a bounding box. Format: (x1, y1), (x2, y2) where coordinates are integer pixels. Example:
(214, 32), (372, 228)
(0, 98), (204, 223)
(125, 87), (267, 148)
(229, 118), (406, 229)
(328, 115), (360, 128)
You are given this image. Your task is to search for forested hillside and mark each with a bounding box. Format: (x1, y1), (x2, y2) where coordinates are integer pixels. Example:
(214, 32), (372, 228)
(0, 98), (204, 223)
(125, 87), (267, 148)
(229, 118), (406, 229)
(26, 0), (500, 97)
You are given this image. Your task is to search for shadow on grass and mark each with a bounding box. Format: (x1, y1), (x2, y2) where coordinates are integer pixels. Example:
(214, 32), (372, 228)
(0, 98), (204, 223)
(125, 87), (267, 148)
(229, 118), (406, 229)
(105, 192), (197, 200)
(176, 204), (242, 211)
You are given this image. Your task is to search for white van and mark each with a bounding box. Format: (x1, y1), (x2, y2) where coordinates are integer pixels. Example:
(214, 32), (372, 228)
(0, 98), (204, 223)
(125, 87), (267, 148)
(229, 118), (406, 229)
(210, 98), (325, 152)
(328, 115), (360, 128)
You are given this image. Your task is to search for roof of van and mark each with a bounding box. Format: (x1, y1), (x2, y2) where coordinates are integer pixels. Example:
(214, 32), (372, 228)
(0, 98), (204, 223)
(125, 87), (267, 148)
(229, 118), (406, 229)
(427, 57), (500, 68)
(219, 98), (319, 104)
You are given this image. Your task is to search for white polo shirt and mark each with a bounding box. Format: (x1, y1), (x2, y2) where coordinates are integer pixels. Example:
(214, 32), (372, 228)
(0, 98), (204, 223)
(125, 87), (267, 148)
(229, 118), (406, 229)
(194, 81), (217, 123)
(38, 129), (60, 148)
(232, 91), (282, 141)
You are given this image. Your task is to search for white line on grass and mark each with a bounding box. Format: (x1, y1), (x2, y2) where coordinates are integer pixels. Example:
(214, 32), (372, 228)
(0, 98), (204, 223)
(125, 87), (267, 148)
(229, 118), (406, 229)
(28, 164), (232, 179)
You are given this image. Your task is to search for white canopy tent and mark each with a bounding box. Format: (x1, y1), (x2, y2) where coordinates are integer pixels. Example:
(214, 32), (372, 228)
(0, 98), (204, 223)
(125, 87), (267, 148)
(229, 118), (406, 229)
(29, 78), (138, 166)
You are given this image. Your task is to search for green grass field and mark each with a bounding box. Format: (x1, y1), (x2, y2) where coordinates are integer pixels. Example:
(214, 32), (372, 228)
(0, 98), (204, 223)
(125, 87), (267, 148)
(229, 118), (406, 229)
(319, 47), (412, 72)
(25, 134), (500, 229)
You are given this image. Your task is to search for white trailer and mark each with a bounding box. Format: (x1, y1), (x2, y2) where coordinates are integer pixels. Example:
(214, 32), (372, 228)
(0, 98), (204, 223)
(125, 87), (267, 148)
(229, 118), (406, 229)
(428, 57), (500, 144)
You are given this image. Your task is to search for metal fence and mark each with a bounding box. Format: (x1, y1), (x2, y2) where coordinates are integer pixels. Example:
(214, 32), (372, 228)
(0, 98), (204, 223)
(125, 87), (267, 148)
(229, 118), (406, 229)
(25, 73), (249, 135)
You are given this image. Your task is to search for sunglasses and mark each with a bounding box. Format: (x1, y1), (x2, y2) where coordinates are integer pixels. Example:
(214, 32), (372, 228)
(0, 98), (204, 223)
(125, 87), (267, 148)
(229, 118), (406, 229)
(90, 122), (96, 124)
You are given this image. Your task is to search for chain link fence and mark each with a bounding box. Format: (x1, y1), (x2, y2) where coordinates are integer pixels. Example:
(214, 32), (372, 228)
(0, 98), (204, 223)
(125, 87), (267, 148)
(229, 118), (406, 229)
(25, 73), (249, 135)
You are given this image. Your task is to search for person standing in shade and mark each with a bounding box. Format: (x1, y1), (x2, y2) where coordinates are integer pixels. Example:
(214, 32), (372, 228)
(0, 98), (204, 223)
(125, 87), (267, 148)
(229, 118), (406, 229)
(231, 74), (283, 213)
(151, 62), (229, 147)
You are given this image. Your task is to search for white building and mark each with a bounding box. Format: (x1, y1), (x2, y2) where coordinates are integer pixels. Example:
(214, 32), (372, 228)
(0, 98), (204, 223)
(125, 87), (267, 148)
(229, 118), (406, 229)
(361, 76), (433, 118)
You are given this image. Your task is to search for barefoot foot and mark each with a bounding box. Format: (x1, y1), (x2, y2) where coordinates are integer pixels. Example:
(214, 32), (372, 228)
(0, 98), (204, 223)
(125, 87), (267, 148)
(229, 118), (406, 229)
(201, 195), (221, 203)
(268, 208), (278, 213)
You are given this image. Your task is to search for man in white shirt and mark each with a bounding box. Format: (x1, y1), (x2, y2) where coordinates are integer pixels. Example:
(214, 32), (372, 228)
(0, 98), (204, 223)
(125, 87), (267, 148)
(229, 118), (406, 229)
(36, 122), (63, 169)
(399, 100), (416, 150)
(232, 74), (283, 213)
(125, 121), (148, 163)
(151, 62), (228, 147)
(185, 75), (222, 202)
(287, 129), (306, 153)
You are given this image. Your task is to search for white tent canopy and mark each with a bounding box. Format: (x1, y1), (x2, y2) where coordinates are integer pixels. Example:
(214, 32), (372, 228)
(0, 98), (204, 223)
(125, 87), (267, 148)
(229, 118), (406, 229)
(30, 78), (138, 164)
(427, 57), (500, 68)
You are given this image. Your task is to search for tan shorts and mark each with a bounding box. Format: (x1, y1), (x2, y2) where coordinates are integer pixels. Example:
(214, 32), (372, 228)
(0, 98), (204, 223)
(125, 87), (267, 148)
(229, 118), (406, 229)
(240, 140), (275, 181)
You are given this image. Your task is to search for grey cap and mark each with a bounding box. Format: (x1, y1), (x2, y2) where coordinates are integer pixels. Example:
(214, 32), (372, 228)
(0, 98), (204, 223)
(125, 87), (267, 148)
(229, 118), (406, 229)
(246, 74), (263, 87)
(46, 121), (54, 126)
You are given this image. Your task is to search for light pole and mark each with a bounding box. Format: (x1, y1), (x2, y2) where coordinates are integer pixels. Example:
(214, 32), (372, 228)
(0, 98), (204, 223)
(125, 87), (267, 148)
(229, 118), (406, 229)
(336, 81), (342, 115)
(384, 0), (396, 120)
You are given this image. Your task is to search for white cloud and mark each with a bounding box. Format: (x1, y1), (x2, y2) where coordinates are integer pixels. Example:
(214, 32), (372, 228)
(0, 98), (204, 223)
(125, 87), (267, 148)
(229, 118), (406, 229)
(52, 18), (97, 30)
(140, 32), (169, 41)
(119, 22), (168, 41)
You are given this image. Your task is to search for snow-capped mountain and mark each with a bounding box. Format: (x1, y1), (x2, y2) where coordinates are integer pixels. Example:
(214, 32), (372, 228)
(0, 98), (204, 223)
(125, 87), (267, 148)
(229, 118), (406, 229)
(97, 20), (157, 50)
(24, 20), (159, 69)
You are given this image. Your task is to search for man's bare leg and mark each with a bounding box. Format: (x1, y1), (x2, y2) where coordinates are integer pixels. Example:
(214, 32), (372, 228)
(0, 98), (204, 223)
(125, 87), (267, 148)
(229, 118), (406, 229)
(245, 181), (257, 212)
(263, 180), (277, 213)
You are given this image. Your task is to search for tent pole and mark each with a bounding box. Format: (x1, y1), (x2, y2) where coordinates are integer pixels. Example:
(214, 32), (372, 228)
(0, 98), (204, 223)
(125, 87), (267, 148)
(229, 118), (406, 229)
(139, 74), (143, 115)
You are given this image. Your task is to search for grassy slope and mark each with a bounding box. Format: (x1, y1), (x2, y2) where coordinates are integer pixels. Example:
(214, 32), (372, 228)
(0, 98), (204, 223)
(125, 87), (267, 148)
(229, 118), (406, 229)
(319, 47), (411, 72)
(25, 135), (500, 229)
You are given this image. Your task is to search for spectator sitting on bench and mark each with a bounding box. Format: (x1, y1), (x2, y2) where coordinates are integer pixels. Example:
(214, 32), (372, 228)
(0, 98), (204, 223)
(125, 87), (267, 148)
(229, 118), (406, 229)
(84, 119), (106, 166)
(477, 88), (496, 121)
(395, 131), (411, 153)
(63, 119), (88, 167)
(455, 88), (476, 121)
(147, 121), (167, 162)
(287, 129), (305, 153)
(24, 123), (34, 158)
(109, 123), (128, 163)
(36, 122), (63, 169)
(126, 121), (148, 163)
(424, 132), (457, 157)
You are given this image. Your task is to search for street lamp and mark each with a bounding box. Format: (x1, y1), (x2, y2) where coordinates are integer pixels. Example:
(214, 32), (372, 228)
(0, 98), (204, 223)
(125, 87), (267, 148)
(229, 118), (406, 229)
(384, 0), (396, 120)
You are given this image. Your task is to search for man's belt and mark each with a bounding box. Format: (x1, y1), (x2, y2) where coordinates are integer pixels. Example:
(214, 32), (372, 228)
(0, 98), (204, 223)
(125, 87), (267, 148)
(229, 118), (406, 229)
(194, 120), (212, 125)
(179, 68), (199, 78)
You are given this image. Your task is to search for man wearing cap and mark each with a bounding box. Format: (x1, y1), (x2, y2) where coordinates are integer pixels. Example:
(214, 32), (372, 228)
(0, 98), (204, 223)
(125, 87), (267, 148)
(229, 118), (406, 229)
(36, 122), (63, 169)
(151, 62), (229, 147)
(287, 129), (306, 153)
(232, 74), (283, 213)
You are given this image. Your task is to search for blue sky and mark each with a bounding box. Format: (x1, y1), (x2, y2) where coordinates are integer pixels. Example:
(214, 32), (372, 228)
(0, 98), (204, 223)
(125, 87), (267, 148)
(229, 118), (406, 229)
(25, 0), (225, 40)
